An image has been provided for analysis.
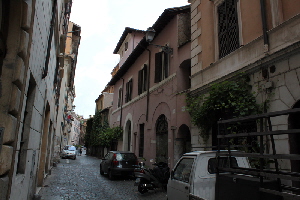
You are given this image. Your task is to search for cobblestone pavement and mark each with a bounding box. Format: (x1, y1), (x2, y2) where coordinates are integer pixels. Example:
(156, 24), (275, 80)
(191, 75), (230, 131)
(39, 152), (167, 200)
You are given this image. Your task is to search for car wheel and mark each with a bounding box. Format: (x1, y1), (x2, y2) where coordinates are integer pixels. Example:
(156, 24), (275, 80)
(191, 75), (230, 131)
(138, 180), (148, 194)
(100, 166), (104, 175)
(73, 156), (76, 160)
(108, 170), (114, 180)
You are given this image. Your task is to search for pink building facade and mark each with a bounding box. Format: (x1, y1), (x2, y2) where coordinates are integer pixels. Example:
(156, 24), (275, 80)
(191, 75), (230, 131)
(108, 6), (191, 168)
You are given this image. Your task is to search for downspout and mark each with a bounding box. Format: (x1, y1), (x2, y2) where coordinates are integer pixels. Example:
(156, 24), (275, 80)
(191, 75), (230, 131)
(146, 49), (151, 121)
(119, 78), (124, 127)
(260, 0), (269, 53)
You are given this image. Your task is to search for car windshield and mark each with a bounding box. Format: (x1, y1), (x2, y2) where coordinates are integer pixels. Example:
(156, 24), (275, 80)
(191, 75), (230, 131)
(63, 146), (76, 151)
(115, 153), (136, 161)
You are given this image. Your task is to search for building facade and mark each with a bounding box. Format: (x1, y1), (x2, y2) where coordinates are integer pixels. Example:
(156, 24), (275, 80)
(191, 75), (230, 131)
(0, 1), (79, 199)
(188, 0), (300, 173)
(108, 6), (191, 168)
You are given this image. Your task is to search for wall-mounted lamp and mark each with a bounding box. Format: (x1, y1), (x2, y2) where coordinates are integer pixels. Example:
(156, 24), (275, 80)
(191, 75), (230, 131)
(58, 53), (75, 58)
(145, 27), (173, 55)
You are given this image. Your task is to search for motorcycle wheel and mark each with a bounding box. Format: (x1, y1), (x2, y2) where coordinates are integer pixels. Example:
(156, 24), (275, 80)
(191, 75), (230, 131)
(138, 181), (148, 194)
(100, 166), (104, 175)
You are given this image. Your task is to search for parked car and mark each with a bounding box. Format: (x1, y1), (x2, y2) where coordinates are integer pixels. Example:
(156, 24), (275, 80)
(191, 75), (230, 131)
(100, 151), (138, 179)
(168, 151), (280, 200)
(61, 145), (76, 160)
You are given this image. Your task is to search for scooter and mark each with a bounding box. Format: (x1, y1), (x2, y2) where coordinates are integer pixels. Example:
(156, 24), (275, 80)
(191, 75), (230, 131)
(134, 161), (170, 194)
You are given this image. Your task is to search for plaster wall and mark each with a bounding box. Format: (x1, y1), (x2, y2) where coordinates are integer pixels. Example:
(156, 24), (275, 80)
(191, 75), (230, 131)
(118, 32), (145, 67)
(110, 15), (191, 168)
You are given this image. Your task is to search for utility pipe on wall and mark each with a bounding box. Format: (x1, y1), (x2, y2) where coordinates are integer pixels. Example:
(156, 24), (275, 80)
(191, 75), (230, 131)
(260, 0), (269, 53)
(120, 78), (124, 127)
(146, 49), (151, 122)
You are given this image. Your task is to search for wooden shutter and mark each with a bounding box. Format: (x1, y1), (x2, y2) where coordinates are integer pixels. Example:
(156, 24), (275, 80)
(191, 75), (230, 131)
(163, 52), (169, 78)
(155, 52), (163, 83)
(138, 70), (142, 95)
(143, 64), (148, 92)
(125, 82), (129, 103)
(128, 79), (132, 101)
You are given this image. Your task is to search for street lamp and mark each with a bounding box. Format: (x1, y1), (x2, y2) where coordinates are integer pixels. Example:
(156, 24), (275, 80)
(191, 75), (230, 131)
(145, 27), (173, 54)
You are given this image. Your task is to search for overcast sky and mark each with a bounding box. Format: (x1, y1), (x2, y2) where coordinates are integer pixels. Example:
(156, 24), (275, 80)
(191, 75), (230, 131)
(70, 0), (190, 118)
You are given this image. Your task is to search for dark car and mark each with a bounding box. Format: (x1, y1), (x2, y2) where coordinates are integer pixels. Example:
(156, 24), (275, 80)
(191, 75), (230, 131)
(100, 151), (138, 179)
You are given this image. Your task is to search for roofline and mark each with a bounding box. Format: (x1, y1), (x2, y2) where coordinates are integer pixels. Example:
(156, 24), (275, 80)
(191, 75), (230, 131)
(108, 5), (190, 86)
(113, 27), (145, 54)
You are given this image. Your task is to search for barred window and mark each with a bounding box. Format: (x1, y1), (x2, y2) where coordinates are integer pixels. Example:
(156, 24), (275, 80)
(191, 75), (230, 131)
(218, 0), (239, 58)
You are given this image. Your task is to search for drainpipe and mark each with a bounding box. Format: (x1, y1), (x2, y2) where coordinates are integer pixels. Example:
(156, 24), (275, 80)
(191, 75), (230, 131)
(119, 78), (124, 127)
(260, 0), (269, 53)
(146, 49), (151, 121)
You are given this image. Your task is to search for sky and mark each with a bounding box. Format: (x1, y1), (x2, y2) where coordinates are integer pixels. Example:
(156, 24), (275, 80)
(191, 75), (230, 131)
(70, 0), (190, 118)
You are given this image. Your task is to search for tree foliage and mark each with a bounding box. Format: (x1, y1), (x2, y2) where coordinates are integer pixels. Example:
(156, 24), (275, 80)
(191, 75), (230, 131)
(84, 110), (122, 148)
(186, 74), (262, 142)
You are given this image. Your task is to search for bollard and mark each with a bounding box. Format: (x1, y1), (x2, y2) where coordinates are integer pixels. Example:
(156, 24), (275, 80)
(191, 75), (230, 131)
(66, 159), (69, 164)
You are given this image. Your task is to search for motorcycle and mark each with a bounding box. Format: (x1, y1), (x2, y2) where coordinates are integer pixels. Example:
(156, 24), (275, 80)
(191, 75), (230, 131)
(134, 161), (170, 194)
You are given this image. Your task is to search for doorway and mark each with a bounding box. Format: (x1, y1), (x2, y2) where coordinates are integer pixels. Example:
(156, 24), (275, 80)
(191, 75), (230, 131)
(156, 115), (168, 163)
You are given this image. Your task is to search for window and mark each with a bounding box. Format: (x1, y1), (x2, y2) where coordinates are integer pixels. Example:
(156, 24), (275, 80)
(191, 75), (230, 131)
(17, 74), (36, 174)
(117, 87), (123, 107)
(125, 42), (128, 51)
(155, 51), (169, 83)
(218, 0), (239, 58)
(125, 79), (133, 103)
(173, 158), (194, 183)
(208, 157), (238, 174)
(138, 64), (148, 95)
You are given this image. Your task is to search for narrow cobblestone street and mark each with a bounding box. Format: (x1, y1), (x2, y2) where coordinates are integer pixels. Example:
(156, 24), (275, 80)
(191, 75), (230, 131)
(38, 151), (167, 200)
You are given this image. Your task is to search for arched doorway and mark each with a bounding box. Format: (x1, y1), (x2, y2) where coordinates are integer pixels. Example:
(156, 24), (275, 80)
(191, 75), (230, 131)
(288, 101), (300, 188)
(174, 124), (191, 162)
(156, 115), (168, 163)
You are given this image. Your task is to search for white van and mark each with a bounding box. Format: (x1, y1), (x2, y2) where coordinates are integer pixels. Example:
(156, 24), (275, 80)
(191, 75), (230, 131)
(167, 151), (250, 200)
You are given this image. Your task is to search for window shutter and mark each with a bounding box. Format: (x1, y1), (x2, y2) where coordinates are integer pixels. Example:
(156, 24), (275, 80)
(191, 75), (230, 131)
(138, 70), (142, 95)
(125, 82), (129, 103)
(143, 64), (148, 92)
(129, 79), (132, 101)
(163, 52), (169, 78)
(155, 52), (163, 83)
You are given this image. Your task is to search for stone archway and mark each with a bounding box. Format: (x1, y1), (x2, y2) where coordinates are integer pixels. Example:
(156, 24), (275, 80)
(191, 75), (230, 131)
(156, 114), (168, 163)
(174, 124), (191, 163)
(124, 120), (132, 151)
(288, 101), (300, 188)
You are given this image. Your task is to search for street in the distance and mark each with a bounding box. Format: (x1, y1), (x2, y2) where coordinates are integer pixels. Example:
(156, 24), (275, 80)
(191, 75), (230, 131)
(38, 151), (167, 200)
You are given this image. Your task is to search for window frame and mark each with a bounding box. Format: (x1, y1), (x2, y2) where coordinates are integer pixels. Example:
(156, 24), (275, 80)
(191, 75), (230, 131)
(155, 51), (169, 83)
(213, 0), (242, 60)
